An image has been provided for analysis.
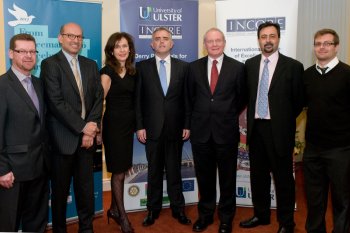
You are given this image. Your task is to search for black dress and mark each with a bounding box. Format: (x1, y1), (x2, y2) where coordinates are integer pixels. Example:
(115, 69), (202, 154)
(100, 65), (136, 173)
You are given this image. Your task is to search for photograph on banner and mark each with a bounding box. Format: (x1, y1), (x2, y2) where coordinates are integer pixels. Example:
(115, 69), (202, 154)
(216, 0), (299, 208)
(2, 0), (103, 224)
(120, 0), (199, 211)
(120, 0), (198, 63)
(124, 138), (197, 211)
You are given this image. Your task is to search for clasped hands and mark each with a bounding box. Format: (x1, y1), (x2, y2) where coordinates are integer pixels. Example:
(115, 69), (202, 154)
(82, 122), (100, 149)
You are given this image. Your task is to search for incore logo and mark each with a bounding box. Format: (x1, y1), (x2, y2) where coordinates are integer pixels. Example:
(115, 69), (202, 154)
(226, 17), (286, 32)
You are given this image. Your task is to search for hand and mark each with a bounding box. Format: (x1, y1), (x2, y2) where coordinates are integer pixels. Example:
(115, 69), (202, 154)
(82, 122), (99, 137)
(182, 129), (190, 140)
(0, 172), (15, 189)
(137, 129), (147, 143)
(81, 134), (94, 148)
(96, 132), (103, 145)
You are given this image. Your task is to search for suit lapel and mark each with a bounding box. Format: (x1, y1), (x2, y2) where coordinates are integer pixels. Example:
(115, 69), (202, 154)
(57, 51), (81, 96)
(150, 58), (166, 97)
(269, 53), (286, 91)
(201, 57), (211, 94)
(32, 77), (44, 121)
(78, 55), (88, 98)
(250, 55), (262, 103)
(8, 70), (40, 118)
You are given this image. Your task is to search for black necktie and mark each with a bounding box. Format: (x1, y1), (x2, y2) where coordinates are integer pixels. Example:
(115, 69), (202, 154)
(317, 66), (328, 75)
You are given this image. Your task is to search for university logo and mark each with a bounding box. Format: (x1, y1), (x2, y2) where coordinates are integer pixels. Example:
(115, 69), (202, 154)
(8, 3), (36, 27)
(139, 6), (152, 20)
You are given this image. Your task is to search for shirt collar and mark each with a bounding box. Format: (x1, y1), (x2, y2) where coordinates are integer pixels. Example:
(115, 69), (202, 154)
(11, 66), (28, 82)
(261, 50), (279, 63)
(155, 54), (171, 64)
(62, 49), (78, 63)
(208, 54), (224, 64)
(315, 57), (339, 74)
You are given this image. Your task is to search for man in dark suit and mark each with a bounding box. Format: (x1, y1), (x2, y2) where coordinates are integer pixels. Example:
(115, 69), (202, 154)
(136, 27), (191, 227)
(303, 29), (350, 233)
(188, 28), (245, 233)
(40, 22), (103, 233)
(239, 22), (304, 233)
(0, 34), (49, 232)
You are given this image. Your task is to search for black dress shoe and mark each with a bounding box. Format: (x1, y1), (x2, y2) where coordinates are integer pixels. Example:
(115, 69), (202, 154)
(172, 211), (192, 225)
(218, 223), (232, 233)
(142, 211), (160, 227)
(277, 226), (294, 233)
(192, 219), (213, 232)
(239, 216), (270, 228)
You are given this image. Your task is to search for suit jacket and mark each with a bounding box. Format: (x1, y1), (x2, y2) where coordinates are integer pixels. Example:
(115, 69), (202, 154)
(245, 53), (304, 157)
(188, 54), (245, 144)
(135, 57), (190, 141)
(40, 50), (103, 155)
(0, 69), (47, 181)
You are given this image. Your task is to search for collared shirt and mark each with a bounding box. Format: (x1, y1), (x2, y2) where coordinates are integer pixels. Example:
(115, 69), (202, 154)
(207, 54), (224, 84)
(254, 51), (279, 119)
(315, 57), (339, 75)
(155, 55), (171, 86)
(11, 66), (30, 92)
(62, 49), (82, 80)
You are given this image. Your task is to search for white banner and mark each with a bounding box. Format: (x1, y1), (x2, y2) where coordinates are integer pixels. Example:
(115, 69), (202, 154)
(216, 0), (299, 207)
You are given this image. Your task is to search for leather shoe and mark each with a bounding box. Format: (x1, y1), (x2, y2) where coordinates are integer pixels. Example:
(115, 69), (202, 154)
(218, 223), (232, 233)
(172, 211), (192, 225)
(142, 211), (160, 227)
(192, 219), (213, 232)
(239, 216), (270, 228)
(277, 226), (294, 233)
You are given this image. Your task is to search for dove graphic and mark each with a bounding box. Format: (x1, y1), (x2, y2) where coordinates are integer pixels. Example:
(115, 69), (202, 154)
(8, 3), (35, 27)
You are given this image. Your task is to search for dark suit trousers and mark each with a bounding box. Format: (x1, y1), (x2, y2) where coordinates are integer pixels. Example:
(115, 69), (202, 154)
(249, 120), (295, 227)
(191, 136), (237, 224)
(303, 143), (350, 233)
(0, 175), (48, 232)
(51, 146), (94, 233)
(145, 134), (185, 213)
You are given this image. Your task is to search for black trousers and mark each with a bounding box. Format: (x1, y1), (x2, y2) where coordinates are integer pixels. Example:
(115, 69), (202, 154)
(191, 136), (237, 224)
(249, 120), (295, 227)
(145, 134), (185, 213)
(0, 175), (48, 232)
(51, 147), (95, 233)
(303, 143), (350, 233)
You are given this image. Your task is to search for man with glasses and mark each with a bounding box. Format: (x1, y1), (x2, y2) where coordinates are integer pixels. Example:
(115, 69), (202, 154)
(303, 28), (350, 233)
(0, 33), (48, 232)
(239, 22), (304, 233)
(40, 22), (103, 233)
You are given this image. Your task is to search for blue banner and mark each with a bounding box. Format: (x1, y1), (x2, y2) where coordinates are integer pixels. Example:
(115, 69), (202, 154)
(3, 0), (102, 76)
(120, 0), (198, 62)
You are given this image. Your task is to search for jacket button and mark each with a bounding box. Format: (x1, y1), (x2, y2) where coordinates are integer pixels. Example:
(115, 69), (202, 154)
(211, 98), (214, 102)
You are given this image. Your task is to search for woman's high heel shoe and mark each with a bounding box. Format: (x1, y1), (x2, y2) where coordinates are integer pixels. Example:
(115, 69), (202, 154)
(107, 209), (121, 225)
(120, 217), (134, 233)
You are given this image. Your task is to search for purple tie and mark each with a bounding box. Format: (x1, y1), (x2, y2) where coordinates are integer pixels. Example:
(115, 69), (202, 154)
(24, 76), (40, 114)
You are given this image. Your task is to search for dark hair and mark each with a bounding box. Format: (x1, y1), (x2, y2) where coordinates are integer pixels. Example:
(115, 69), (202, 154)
(9, 33), (36, 50)
(314, 28), (339, 45)
(104, 32), (136, 75)
(257, 22), (280, 38)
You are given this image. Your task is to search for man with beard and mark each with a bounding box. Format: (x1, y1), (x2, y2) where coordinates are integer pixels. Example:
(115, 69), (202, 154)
(239, 22), (304, 233)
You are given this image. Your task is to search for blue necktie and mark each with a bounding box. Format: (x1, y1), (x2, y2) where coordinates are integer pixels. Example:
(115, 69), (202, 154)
(159, 60), (168, 95)
(257, 59), (270, 118)
(24, 76), (40, 114)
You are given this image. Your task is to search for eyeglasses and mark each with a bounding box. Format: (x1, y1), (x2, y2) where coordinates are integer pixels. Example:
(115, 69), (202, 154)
(314, 41), (336, 47)
(61, 33), (84, 41)
(13, 50), (38, 56)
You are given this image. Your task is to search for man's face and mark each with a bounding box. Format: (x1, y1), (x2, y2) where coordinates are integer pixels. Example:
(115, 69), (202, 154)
(204, 30), (225, 59)
(151, 30), (173, 57)
(58, 23), (83, 56)
(314, 33), (338, 64)
(9, 40), (36, 75)
(258, 26), (280, 56)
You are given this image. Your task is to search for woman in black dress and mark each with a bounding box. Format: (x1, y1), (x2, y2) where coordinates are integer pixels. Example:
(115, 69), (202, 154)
(100, 32), (136, 233)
